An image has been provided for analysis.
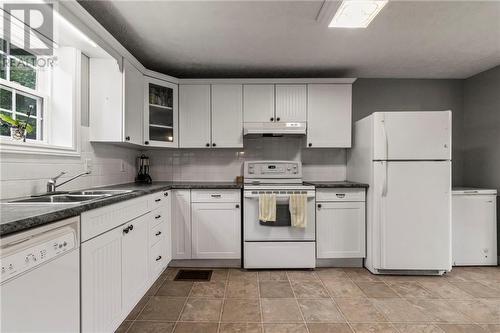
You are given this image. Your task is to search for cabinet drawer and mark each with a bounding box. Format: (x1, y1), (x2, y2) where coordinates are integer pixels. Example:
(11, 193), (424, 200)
(191, 189), (240, 203)
(316, 188), (365, 202)
(150, 221), (166, 247)
(150, 191), (170, 209)
(150, 241), (165, 278)
(151, 207), (167, 227)
(81, 196), (149, 242)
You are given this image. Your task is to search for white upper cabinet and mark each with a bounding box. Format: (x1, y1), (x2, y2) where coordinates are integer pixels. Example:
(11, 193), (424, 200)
(144, 77), (179, 147)
(275, 84), (307, 122)
(90, 58), (144, 145)
(211, 84), (243, 148)
(243, 84), (275, 123)
(178, 84), (243, 148)
(179, 85), (211, 148)
(307, 84), (352, 148)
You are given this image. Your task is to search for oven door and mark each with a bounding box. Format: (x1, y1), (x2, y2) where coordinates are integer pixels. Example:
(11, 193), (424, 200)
(244, 190), (316, 241)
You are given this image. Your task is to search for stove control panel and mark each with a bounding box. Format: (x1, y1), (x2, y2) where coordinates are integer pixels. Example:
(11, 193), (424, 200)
(244, 161), (302, 179)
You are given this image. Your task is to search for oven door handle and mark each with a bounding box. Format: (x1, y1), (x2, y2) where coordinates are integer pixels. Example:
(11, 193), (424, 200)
(243, 192), (316, 199)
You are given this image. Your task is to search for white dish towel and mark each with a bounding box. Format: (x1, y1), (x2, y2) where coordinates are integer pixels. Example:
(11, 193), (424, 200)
(259, 193), (276, 222)
(289, 193), (307, 228)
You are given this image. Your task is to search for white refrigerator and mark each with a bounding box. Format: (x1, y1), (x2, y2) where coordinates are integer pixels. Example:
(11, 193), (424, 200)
(347, 111), (452, 275)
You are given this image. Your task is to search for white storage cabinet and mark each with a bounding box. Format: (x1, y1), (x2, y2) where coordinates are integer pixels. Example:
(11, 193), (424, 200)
(179, 84), (243, 148)
(191, 190), (241, 259)
(81, 192), (171, 333)
(307, 84), (352, 148)
(89, 58), (144, 145)
(316, 188), (366, 258)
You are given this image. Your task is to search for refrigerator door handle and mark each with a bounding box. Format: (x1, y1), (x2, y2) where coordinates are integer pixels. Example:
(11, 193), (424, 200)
(381, 115), (389, 160)
(382, 161), (388, 197)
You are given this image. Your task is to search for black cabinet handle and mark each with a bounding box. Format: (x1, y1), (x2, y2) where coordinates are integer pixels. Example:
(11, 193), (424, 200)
(308, 143), (312, 147)
(317, 204), (322, 209)
(128, 224), (134, 231)
(125, 136), (130, 141)
(270, 117), (274, 122)
(155, 231), (162, 236)
(155, 215), (161, 219)
(206, 143), (210, 147)
(156, 255), (162, 261)
(235, 204), (240, 208)
(276, 117), (280, 121)
(211, 194), (222, 198)
(212, 143), (216, 147)
(145, 141), (149, 145)
(164, 192), (169, 196)
(155, 198), (161, 202)
(123, 227), (130, 234)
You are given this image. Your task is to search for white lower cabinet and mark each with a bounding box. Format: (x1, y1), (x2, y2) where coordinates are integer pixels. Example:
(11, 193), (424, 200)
(192, 202), (241, 259)
(172, 189), (241, 260)
(82, 192), (171, 333)
(121, 213), (150, 313)
(81, 226), (123, 333)
(316, 189), (366, 259)
(172, 190), (192, 259)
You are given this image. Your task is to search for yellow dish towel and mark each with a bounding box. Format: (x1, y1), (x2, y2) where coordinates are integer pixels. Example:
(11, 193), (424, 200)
(289, 193), (307, 228)
(259, 193), (276, 222)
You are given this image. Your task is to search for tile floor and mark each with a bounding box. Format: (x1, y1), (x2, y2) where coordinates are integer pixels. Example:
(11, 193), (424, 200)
(116, 266), (500, 333)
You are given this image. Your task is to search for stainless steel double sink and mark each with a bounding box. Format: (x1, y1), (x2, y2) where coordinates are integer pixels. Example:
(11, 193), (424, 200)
(8, 190), (134, 204)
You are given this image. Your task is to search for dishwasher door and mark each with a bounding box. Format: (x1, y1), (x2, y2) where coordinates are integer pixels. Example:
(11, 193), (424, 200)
(0, 218), (80, 333)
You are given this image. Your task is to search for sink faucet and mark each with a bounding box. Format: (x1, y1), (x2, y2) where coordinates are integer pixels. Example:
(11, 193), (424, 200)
(47, 171), (91, 193)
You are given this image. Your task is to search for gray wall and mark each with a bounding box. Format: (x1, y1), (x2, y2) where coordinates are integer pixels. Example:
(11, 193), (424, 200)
(463, 65), (500, 257)
(352, 79), (465, 186)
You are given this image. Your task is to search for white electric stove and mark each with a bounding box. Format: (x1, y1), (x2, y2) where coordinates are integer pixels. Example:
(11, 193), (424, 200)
(243, 161), (316, 269)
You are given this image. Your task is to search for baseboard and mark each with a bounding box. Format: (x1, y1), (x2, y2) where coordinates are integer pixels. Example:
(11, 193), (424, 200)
(169, 259), (241, 268)
(316, 258), (363, 268)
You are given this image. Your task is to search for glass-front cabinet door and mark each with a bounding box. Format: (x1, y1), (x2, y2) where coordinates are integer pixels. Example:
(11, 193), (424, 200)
(144, 77), (178, 147)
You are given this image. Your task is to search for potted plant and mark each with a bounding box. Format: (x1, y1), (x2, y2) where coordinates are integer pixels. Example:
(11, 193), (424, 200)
(0, 112), (34, 142)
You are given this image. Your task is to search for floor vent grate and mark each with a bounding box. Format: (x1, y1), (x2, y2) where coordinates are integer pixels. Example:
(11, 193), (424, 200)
(174, 269), (213, 281)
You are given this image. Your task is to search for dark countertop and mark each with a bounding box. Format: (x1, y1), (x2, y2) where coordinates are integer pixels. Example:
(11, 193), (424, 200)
(0, 181), (242, 237)
(305, 181), (369, 188)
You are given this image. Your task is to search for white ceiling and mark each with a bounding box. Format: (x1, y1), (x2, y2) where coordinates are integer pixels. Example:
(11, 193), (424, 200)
(79, 0), (500, 79)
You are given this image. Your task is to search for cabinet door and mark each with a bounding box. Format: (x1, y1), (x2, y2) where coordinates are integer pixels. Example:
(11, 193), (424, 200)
(179, 84), (211, 148)
(162, 190), (173, 265)
(81, 226), (123, 333)
(243, 84), (275, 123)
(123, 59), (144, 145)
(307, 84), (352, 148)
(122, 213), (150, 316)
(144, 77), (178, 147)
(316, 201), (365, 258)
(89, 58), (123, 142)
(275, 84), (306, 122)
(172, 190), (192, 259)
(192, 202), (241, 259)
(211, 84), (243, 148)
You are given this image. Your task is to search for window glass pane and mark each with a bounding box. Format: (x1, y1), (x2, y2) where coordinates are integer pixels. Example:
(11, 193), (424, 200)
(15, 93), (37, 116)
(0, 88), (12, 110)
(0, 111), (13, 137)
(16, 114), (38, 140)
(10, 58), (36, 89)
(0, 54), (6, 80)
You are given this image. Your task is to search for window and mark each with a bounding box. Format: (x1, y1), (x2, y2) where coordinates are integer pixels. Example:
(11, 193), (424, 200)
(0, 38), (47, 143)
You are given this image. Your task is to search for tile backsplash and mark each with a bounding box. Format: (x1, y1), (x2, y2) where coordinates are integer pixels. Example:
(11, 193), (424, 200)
(0, 127), (137, 200)
(1, 135), (347, 200)
(148, 137), (347, 182)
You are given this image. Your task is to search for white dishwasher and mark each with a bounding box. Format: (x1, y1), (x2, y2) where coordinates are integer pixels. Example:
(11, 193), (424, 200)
(1, 217), (80, 333)
(452, 188), (497, 266)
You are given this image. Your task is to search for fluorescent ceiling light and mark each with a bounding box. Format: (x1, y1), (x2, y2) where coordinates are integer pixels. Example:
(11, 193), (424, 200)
(329, 0), (388, 28)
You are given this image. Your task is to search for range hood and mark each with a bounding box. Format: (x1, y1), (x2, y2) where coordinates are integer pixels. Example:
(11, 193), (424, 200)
(243, 122), (307, 136)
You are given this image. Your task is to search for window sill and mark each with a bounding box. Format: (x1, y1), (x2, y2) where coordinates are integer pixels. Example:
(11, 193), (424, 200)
(0, 138), (80, 157)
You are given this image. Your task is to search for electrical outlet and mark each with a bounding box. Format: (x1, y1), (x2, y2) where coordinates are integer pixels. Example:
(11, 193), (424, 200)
(120, 161), (126, 172)
(84, 158), (93, 173)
